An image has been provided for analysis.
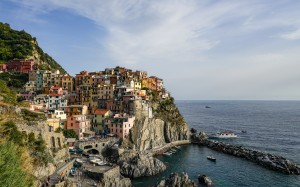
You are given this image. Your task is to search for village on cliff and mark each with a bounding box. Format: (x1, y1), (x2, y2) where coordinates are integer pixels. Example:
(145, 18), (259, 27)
(1, 59), (170, 141)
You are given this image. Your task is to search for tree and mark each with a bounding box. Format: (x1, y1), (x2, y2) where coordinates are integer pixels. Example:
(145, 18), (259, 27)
(63, 129), (77, 138)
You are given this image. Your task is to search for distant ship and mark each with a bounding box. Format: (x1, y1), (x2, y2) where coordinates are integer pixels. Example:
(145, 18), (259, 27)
(209, 131), (237, 138)
(205, 106), (211, 108)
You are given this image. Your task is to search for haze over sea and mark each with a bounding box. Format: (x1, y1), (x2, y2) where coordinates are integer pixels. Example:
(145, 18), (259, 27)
(132, 100), (300, 187)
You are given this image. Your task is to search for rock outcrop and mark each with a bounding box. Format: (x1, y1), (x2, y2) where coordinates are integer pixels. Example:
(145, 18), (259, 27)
(196, 138), (300, 175)
(122, 98), (190, 152)
(120, 153), (166, 178)
(86, 166), (132, 187)
(198, 175), (213, 186)
(155, 172), (197, 187)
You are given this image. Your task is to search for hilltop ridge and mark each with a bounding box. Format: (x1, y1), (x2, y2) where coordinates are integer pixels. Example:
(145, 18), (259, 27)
(0, 22), (66, 74)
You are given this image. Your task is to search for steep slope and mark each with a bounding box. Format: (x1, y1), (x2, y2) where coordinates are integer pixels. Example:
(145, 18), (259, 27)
(123, 97), (190, 152)
(0, 22), (66, 73)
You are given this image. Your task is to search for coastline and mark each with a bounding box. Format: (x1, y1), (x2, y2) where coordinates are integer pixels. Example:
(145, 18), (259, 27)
(191, 133), (300, 175)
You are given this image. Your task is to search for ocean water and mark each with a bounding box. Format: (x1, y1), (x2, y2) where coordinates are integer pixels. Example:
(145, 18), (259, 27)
(132, 100), (300, 187)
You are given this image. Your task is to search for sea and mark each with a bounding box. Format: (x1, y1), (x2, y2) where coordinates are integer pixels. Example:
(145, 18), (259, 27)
(132, 100), (300, 187)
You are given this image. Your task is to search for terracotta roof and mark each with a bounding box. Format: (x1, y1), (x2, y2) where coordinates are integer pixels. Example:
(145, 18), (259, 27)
(94, 109), (109, 115)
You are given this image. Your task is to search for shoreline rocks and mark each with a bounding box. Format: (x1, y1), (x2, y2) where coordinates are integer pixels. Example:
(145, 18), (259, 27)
(193, 134), (300, 175)
(198, 175), (212, 186)
(120, 154), (166, 178)
(155, 172), (197, 187)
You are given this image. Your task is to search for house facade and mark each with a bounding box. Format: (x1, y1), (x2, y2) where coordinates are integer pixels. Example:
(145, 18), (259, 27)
(107, 113), (135, 138)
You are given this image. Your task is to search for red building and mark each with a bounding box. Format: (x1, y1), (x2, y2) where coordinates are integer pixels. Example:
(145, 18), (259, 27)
(6, 59), (37, 73)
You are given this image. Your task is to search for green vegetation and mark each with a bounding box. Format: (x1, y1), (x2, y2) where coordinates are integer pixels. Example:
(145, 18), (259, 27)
(21, 109), (47, 121)
(155, 97), (184, 123)
(0, 79), (17, 104)
(0, 142), (34, 187)
(0, 72), (28, 88)
(0, 22), (66, 73)
(0, 23), (33, 62)
(1, 121), (52, 166)
(56, 127), (77, 138)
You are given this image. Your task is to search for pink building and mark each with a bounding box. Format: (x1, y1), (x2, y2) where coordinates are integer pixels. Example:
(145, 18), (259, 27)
(19, 91), (36, 100)
(49, 86), (63, 95)
(66, 115), (93, 139)
(107, 113), (135, 139)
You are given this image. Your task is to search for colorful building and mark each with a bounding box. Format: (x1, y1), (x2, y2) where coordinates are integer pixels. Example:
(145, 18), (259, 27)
(92, 109), (113, 134)
(64, 105), (88, 117)
(61, 75), (75, 92)
(107, 113), (135, 139)
(66, 115), (93, 139)
(48, 93), (67, 110)
(6, 59), (37, 73)
(47, 118), (60, 132)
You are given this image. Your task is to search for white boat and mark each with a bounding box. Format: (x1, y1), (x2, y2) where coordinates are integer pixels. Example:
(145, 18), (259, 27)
(207, 156), (216, 162)
(75, 158), (83, 163)
(96, 161), (107, 166)
(209, 131), (237, 138)
(90, 158), (101, 164)
(163, 152), (172, 156)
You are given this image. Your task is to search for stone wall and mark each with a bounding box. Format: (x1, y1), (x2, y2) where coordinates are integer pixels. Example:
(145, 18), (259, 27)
(17, 121), (66, 152)
(196, 139), (300, 175)
(85, 166), (132, 187)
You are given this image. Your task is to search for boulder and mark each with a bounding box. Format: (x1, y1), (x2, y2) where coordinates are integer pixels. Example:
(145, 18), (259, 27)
(155, 172), (196, 187)
(198, 175), (212, 186)
(120, 154), (166, 178)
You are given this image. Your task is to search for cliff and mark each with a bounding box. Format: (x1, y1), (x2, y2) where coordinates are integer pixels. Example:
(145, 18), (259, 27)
(122, 97), (190, 152)
(115, 97), (190, 179)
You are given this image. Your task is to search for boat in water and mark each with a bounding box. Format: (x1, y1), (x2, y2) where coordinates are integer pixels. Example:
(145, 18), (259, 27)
(209, 131), (237, 139)
(205, 106), (211, 108)
(207, 156), (216, 162)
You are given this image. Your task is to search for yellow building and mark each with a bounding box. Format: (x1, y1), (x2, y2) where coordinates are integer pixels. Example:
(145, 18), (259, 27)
(61, 75), (75, 92)
(98, 84), (116, 100)
(64, 105), (88, 117)
(47, 118), (60, 132)
(92, 109), (113, 134)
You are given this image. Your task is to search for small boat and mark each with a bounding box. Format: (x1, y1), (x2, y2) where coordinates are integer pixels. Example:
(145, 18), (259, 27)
(163, 152), (172, 156)
(75, 158), (83, 163)
(205, 106), (211, 108)
(209, 131), (237, 138)
(241, 130), (247, 133)
(207, 156), (216, 162)
(96, 161), (107, 166)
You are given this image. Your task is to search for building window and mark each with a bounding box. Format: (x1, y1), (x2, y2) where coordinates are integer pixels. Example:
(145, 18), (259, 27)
(71, 123), (73, 127)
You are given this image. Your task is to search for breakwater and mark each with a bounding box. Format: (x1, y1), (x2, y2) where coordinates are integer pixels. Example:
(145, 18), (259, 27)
(193, 136), (300, 175)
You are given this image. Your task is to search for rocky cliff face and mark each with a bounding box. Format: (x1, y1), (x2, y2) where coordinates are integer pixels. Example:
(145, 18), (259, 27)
(122, 98), (190, 151)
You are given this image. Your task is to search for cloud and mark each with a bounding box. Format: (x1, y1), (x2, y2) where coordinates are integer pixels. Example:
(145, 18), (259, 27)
(280, 29), (300, 40)
(9, 0), (300, 99)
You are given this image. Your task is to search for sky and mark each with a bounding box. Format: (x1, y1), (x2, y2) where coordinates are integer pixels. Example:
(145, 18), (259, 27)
(1, 0), (300, 100)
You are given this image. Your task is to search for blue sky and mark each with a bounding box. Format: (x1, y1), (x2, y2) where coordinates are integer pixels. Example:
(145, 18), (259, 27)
(1, 0), (300, 100)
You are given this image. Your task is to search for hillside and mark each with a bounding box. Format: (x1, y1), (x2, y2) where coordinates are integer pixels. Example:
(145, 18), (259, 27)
(0, 22), (66, 74)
